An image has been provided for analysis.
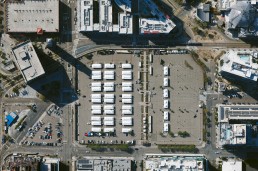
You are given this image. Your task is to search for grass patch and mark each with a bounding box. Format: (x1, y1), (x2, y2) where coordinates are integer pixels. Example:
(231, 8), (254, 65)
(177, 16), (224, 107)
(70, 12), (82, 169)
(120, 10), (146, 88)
(158, 144), (198, 153)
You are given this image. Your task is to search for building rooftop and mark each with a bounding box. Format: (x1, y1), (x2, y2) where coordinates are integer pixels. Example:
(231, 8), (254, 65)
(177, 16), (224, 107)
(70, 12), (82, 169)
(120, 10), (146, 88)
(79, 0), (175, 34)
(196, 4), (211, 23)
(139, 0), (176, 34)
(79, 0), (132, 34)
(220, 49), (258, 81)
(76, 158), (131, 171)
(6, 0), (59, 33)
(145, 155), (205, 171)
(224, 1), (258, 38)
(222, 160), (242, 171)
(40, 157), (60, 171)
(12, 41), (45, 83)
(216, 104), (258, 147)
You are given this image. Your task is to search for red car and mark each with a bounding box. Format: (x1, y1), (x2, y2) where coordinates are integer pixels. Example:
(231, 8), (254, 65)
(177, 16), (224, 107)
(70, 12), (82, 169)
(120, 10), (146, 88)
(84, 133), (88, 136)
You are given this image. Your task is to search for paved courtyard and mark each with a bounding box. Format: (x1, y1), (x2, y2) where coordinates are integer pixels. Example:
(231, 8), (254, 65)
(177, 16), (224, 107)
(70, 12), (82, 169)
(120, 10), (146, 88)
(77, 53), (142, 144)
(148, 53), (203, 145)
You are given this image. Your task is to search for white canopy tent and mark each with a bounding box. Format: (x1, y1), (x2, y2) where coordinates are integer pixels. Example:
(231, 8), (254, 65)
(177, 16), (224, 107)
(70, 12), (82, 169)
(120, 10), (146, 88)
(122, 128), (132, 133)
(92, 63), (102, 69)
(104, 127), (115, 132)
(104, 63), (115, 69)
(122, 63), (132, 69)
(91, 127), (102, 132)
(91, 121), (102, 126)
(122, 117), (133, 126)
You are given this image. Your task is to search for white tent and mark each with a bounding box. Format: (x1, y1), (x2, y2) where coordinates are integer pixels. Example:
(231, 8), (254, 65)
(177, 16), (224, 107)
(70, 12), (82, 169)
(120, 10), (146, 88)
(92, 71), (101, 75)
(91, 86), (102, 92)
(91, 116), (101, 121)
(122, 94), (132, 99)
(104, 74), (114, 80)
(104, 127), (115, 132)
(104, 82), (114, 87)
(91, 82), (101, 87)
(164, 123), (169, 132)
(163, 89), (169, 98)
(122, 105), (132, 110)
(91, 94), (101, 98)
(91, 109), (102, 115)
(104, 98), (115, 103)
(104, 117), (114, 121)
(122, 86), (132, 92)
(104, 63), (115, 69)
(104, 86), (114, 92)
(122, 98), (132, 104)
(104, 120), (114, 126)
(104, 109), (115, 115)
(91, 121), (102, 126)
(92, 127), (102, 132)
(92, 63), (102, 69)
(122, 74), (132, 80)
(122, 109), (133, 115)
(164, 77), (169, 87)
(91, 105), (101, 110)
(122, 82), (132, 87)
(104, 94), (114, 99)
(104, 105), (114, 110)
(164, 111), (169, 121)
(122, 128), (132, 133)
(104, 70), (115, 75)
(122, 63), (132, 69)
(164, 100), (169, 109)
(164, 66), (169, 76)
(122, 70), (132, 75)
(91, 98), (101, 103)
(122, 117), (133, 126)
(92, 75), (102, 80)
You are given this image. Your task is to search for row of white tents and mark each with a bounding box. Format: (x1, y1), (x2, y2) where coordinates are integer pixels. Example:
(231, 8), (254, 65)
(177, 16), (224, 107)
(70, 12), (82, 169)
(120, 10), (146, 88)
(91, 104), (133, 115)
(91, 127), (133, 133)
(90, 116), (133, 126)
(91, 82), (134, 92)
(91, 63), (132, 69)
(164, 66), (170, 132)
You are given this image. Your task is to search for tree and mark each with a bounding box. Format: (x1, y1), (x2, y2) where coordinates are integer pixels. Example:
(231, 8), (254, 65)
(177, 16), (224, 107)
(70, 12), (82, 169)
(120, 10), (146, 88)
(169, 131), (174, 137)
(220, 59), (224, 66)
(160, 59), (165, 65)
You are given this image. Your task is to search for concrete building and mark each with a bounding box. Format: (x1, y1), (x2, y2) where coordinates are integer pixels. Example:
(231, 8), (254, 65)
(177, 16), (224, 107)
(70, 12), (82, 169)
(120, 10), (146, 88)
(224, 1), (258, 38)
(76, 158), (132, 171)
(219, 49), (258, 81)
(222, 160), (242, 171)
(139, 0), (176, 34)
(40, 157), (60, 171)
(196, 3), (211, 23)
(217, 104), (258, 148)
(12, 41), (45, 83)
(6, 0), (59, 33)
(78, 0), (175, 34)
(78, 0), (132, 34)
(145, 154), (206, 171)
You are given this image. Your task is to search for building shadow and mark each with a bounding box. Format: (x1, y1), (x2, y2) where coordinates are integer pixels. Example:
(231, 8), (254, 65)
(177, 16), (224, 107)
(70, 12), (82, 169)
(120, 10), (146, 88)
(221, 72), (258, 101)
(28, 46), (78, 107)
(49, 45), (92, 77)
(59, 1), (72, 43)
(240, 37), (258, 48)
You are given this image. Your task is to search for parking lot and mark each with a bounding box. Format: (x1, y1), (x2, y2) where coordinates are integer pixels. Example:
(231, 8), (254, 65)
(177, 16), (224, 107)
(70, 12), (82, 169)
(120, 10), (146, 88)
(77, 52), (142, 144)
(148, 53), (204, 145)
(20, 104), (63, 146)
